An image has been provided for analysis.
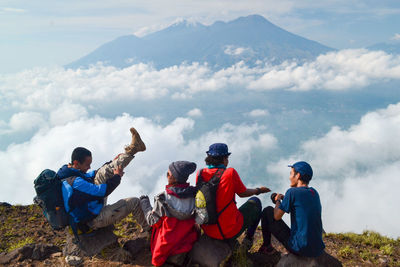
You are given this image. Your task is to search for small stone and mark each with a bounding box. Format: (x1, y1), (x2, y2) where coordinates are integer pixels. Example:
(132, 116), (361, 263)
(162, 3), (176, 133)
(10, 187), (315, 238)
(190, 235), (232, 267)
(51, 252), (63, 258)
(63, 225), (118, 257)
(65, 255), (83, 266)
(277, 251), (342, 267)
(0, 202), (12, 207)
(31, 244), (61, 260)
(0, 250), (19, 264)
(123, 238), (146, 257)
(379, 257), (388, 264)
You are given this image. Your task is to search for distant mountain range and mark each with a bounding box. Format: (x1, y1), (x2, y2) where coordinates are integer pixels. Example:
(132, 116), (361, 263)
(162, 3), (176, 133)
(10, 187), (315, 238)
(367, 41), (400, 55)
(66, 15), (334, 69)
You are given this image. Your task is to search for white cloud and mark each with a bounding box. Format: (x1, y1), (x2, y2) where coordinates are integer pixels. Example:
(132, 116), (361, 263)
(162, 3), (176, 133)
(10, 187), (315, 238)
(0, 113), (276, 206)
(187, 108), (202, 117)
(224, 45), (253, 56)
(391, 33), (400, 41)
(1, 49), (400, 117)
(249, 49), (400, 91)
(1, 49), (399, 116)
(267, 102), (400, 238)
(0, 7), (26, 14)
(49, 102), (88, 126)
(248, 109), (269, 117)
(0, 112), (45, 134)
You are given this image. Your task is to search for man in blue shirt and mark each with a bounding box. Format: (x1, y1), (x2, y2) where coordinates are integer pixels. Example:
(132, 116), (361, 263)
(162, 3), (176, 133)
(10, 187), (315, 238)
(58, 127), (149, 235)
(259, 161), (325, 257)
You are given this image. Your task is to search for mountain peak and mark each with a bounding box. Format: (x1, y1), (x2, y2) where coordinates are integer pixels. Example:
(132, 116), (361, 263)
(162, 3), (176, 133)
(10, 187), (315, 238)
(231, 14), (275, 27)
(66, 14), (333, 70)
(170, 18), (201, 28)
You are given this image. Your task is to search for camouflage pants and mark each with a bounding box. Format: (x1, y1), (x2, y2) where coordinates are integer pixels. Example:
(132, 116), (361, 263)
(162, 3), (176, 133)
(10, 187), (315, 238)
(88, 153), (149, 231)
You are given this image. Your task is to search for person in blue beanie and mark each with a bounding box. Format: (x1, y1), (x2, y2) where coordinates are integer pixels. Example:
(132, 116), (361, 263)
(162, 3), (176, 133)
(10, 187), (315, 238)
(259, 161), (325, 257)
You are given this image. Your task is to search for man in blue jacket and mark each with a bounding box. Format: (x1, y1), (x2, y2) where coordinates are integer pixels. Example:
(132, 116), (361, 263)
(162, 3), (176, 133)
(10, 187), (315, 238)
(57, 127), (149, 233)
(259, 161), (325, 257)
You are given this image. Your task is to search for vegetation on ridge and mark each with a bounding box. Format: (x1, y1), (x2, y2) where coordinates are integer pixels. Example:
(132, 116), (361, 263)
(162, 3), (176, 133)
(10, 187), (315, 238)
(1, 204), (399, 266)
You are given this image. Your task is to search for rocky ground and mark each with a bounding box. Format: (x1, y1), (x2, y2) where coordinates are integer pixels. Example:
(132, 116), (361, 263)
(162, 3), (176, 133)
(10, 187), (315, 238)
(0, 203), (399, 266)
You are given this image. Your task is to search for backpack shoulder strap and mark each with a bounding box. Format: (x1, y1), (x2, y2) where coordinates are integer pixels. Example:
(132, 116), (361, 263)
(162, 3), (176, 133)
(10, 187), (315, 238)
(196, 169), (204, 186)
(208, 168), (225, 186)
(63, 176), (78, 186)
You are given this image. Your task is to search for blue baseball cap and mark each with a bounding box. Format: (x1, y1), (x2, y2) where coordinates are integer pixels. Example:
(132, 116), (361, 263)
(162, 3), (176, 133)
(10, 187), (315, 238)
(288, 161), (313, 182)
(206, 143), (231, 157)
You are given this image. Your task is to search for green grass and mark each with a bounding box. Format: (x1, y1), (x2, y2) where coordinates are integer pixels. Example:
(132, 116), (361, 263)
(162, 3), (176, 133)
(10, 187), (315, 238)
(338, 245), (356, 258)
(381, 244), (394, 256)
(359, 249), (374, 261)
(326, 230), (399, 249)
(7, 237), (35, 252)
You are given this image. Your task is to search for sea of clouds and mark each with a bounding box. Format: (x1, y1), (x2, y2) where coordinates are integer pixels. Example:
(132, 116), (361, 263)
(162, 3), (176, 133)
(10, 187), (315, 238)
(1, 49), (400, 238)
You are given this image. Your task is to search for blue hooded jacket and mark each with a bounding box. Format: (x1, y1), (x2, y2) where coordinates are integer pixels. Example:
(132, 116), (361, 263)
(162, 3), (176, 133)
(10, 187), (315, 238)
(57, 164), (121, 223)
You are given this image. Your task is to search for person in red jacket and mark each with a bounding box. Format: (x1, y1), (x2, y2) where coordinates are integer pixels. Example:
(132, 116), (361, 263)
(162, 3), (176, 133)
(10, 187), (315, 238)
(139, 161), (199, 266)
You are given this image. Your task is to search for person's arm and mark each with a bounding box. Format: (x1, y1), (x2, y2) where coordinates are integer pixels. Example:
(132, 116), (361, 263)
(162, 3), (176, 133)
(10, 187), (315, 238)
(273, 193), (285, 220)
(139, 195), (162, 226)
(72, 174), (121, 199)
(139, 193), (171, 226)
(238, 186), (271, 197)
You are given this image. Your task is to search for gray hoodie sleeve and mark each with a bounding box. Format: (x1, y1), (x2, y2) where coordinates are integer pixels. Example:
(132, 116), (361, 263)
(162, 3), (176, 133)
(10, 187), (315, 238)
(139, 193), (169, 226)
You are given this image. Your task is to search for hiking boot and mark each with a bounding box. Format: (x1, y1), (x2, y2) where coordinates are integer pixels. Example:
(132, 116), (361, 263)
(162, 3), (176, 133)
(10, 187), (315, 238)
(258, 244), (278, 255)
(125, 127), (146, 155)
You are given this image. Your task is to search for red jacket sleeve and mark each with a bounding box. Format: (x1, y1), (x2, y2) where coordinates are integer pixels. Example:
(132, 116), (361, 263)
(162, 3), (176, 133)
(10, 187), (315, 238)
(230, 168), (247, 194)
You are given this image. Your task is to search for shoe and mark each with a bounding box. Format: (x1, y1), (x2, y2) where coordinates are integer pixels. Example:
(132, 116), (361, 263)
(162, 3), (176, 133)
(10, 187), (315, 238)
(258, 244), (277, 255)
(125, 127), (146, 155)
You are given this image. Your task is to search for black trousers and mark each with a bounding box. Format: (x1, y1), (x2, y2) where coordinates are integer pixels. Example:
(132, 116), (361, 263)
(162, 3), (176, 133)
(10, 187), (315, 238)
(261, 206), (295, 253)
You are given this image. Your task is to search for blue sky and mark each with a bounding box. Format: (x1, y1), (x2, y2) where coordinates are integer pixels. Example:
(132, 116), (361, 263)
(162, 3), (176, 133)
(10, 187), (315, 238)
(1, 0), (400, 73)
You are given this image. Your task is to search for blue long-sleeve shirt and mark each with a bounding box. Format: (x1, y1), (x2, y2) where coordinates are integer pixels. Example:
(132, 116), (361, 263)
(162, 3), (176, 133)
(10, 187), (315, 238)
(57, 164), (121, 223)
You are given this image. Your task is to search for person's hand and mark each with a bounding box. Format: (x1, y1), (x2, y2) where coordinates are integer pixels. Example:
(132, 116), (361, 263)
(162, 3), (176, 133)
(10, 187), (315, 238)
(270, 193), (284, 204)
(257, 187), (271, 194)
(276, 193), (284, 202)
(113, 153), (123, 160)
(113, 165), (125, 177)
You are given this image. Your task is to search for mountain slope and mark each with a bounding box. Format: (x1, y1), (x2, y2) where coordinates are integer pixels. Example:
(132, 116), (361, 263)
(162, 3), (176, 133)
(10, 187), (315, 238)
(66, 15), (334, 69)
(367, 41), (400, 55)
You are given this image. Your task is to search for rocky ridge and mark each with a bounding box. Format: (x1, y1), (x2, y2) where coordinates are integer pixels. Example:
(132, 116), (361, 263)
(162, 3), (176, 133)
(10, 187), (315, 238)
(1, 203), (399, 266)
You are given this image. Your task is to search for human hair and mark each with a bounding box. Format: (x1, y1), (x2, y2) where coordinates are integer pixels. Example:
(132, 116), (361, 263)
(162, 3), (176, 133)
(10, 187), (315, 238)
(296, 171), (310, 185)
(71, 147), (92, 164)
(205, 155), (227, 166)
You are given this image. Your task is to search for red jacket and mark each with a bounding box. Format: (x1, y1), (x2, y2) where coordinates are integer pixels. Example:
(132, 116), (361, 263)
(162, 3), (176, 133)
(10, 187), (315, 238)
(151, 216), (198, 266)
(140, 184), (199, 266)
